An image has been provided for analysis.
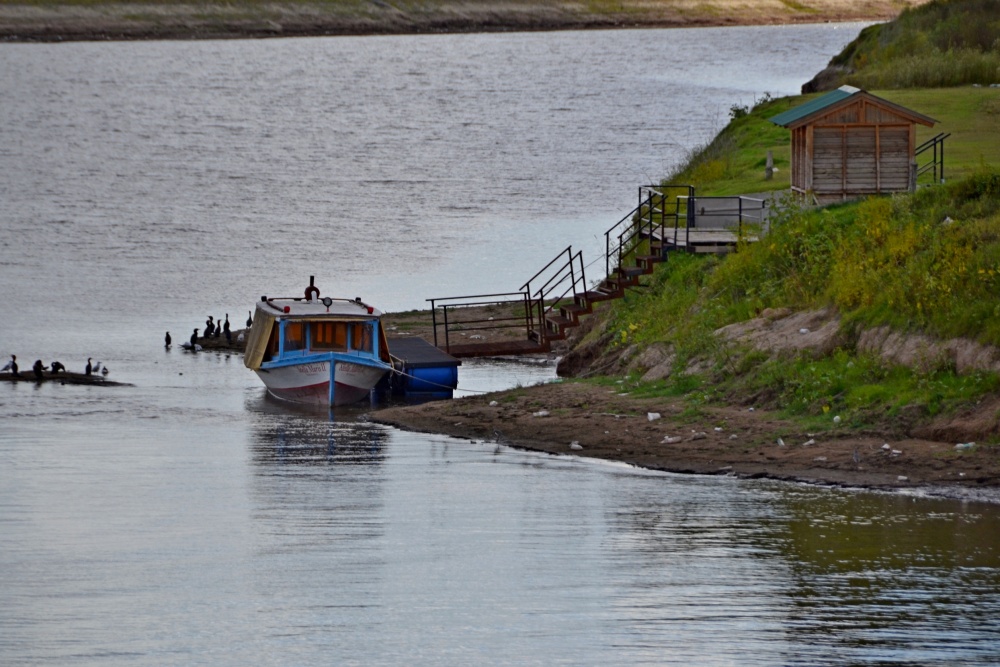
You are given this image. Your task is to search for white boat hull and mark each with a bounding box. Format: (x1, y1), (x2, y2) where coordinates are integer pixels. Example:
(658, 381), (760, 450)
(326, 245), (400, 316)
(255, 359), (387, 406)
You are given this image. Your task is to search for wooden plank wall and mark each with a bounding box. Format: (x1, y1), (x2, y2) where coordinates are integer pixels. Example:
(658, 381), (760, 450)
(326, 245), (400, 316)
(789, 98), (917, 201)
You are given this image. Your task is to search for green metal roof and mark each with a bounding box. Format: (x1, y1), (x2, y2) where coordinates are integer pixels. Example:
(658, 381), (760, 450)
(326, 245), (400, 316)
(768, 85), (860, 127)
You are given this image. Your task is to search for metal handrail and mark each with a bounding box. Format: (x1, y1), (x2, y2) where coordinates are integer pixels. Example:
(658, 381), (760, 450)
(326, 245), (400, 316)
(427, 291), (531, 349)
(676, 195), (769, 237)
(915, 132), (950, 185)
(428, 245), (590, 349)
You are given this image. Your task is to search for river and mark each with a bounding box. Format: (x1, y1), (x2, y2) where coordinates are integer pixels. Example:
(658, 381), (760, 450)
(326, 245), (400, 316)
(2, 24), (1000, 665)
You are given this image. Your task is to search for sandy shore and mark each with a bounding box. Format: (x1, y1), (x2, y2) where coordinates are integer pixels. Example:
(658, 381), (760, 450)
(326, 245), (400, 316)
(0, 0), (924, 42)
(373, 380), (1000, 501)
(173, 310), (1000, 497)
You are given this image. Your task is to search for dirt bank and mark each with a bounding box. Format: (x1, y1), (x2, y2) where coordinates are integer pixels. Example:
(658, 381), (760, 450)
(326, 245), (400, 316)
(373, 380), (1000, 500)
(0, 0), (925, 43)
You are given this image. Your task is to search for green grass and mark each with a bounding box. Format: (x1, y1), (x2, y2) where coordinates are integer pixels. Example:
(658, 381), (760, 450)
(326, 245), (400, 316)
(824, 0), (1000, 90)
(598, 165), (1000, 430)
(881, 87), (1000, 181)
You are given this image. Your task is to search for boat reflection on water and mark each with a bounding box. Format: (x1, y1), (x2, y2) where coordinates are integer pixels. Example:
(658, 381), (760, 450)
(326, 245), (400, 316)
(246, 392), (390, 467)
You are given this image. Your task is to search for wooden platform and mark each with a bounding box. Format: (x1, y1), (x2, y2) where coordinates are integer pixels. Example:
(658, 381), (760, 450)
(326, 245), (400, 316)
(431, 338), (548, 358)
(652, 228), (756, 253)
(387, 337), (461, 368)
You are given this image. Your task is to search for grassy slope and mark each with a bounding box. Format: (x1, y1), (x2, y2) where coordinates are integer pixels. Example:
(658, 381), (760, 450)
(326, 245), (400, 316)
(602, 171), (1000, 430)
(824, 0), (1000, 90)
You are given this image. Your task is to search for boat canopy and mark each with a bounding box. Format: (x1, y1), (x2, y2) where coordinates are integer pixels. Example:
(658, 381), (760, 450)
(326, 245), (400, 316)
(243, 311), (276, 371)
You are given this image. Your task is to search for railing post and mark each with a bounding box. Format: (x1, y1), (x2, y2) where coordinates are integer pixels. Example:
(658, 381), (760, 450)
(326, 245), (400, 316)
(430, 299), (438, 347)
(940, 138), (945, 183)
(524, 290), (532, 339)
(605, 230), (610, 281)
(442, 305), (450, 352)
(686, 186), (695, 251)
(738, 197), (743, 238)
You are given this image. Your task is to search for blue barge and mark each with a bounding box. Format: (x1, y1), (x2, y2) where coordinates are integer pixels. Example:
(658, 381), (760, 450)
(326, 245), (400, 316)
(383, 337), (461, 400)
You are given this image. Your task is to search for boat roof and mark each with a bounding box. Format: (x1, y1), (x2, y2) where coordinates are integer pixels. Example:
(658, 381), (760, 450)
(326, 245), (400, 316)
(255, 296), (382, 319)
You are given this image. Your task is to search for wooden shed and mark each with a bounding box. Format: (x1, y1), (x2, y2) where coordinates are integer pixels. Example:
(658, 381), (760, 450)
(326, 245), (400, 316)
(770, 86), (936, 204)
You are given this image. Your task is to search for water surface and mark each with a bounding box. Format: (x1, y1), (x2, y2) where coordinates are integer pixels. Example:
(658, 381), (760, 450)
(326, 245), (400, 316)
(3, 25), (1000, 666)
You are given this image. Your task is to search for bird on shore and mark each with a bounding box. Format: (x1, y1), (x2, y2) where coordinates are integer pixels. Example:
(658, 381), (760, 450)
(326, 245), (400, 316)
(1, 355), (16, 374)
(101, 365), (109, 377)
(246, 311), (253, 328)
(92, 361), (102, 374)
(85, 358), (93, 376)
(182, 328), (202, 351)
(50, 361), (65, 374)
(32, 359), (47, 380)
(165, 331), (172, 348)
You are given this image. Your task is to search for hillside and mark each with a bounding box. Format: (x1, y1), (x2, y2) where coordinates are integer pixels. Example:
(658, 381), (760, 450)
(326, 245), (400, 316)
(804, 0), (1000, 91)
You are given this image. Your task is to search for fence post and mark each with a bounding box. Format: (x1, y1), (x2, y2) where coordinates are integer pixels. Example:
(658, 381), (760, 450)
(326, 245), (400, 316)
(940, 139), (945, 183)
(442, 306), (450, 352)
(430, 299), (438, 347)
(738, 197), (743, 238)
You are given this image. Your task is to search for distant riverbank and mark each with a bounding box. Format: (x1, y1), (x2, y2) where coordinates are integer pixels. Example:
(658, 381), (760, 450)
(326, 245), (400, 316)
(0, 0), (924, 42)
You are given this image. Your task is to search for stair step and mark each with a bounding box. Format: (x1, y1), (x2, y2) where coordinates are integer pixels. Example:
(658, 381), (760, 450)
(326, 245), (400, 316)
(545, 315), (575, 329)
(618, 266), (646, 278)
(579, 290), (615, 304)
(560, 303), (590, 320)
(635, 254), (664, 268)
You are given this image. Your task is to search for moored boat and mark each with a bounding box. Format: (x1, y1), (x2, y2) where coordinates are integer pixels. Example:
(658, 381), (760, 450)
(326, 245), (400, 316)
(243, 277), (393, 406)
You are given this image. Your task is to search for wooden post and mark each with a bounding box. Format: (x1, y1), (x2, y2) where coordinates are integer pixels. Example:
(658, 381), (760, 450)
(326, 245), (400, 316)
(765, 150), (774, 181)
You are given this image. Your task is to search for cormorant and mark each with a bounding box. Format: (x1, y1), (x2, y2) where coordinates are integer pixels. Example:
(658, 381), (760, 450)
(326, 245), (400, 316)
(50, 361), (65, 374)
(190, 328), (199, 349)
(246, 311), (253, 328)
(32, 359), (46, 380)
(165, 331), (172, 348)
(85, 358), (93, 376)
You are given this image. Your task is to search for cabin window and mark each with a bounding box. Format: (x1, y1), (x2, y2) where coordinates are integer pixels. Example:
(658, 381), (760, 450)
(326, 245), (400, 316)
(284, 322), (305, 352)
(264, 325), (279, 361)
(310, 322), (347, 350)
(351, 323), (373, 353)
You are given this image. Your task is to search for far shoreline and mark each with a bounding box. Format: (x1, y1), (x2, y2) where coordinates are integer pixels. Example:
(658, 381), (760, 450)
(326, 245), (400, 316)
(0, 1), (912, 44)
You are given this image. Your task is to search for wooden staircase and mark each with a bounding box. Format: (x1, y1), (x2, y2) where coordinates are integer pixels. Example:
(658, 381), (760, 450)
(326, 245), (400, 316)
(426, 184), (762, 357)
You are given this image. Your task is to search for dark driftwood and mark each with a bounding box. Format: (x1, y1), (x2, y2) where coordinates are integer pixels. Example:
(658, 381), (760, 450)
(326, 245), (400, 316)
(0, 371), (131, 387)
